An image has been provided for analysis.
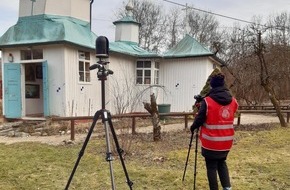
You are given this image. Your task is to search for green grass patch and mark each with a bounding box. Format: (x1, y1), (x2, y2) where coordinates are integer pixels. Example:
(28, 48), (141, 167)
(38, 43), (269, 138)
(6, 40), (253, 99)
(0, 126), (289, 189)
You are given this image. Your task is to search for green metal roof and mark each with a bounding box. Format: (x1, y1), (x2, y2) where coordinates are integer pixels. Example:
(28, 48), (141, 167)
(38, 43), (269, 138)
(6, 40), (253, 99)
(113, 16), (140, 26)
(110, 41), (159, 58)
(163, 34), (213, 58)
(0, 14), (97, 49)
(0, 15), (214, 60)
(0, 14), (157, 58)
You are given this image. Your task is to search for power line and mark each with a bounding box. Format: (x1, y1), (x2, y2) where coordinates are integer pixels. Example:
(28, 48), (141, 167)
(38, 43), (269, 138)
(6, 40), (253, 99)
(92, 18), (113, 22)
(162, 0), (262, 26)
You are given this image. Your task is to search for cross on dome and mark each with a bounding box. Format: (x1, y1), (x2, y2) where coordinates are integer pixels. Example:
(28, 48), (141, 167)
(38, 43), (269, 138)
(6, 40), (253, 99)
(125, 0), (134, 16)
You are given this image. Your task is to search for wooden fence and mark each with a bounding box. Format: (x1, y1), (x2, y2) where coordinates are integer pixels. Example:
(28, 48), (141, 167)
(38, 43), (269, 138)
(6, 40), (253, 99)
(237, 109), (290, 125)
(52, 112), (194, 141)
(52, 106), (290, 141)
(239, 105), (290, 110)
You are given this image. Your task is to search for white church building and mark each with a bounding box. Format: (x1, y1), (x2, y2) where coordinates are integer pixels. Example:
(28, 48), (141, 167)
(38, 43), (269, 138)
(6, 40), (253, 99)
(0, 0), (222, 119)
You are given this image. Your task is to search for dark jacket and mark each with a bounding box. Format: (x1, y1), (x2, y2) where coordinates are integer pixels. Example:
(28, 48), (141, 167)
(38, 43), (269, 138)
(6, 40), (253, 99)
(191, 86), (234, 159)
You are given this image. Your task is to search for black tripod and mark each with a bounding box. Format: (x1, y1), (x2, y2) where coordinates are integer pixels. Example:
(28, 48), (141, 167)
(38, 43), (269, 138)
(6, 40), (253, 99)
(64, 58), (133, 190)
(182, 129), (199, 190)
(182, 95), (203, 190)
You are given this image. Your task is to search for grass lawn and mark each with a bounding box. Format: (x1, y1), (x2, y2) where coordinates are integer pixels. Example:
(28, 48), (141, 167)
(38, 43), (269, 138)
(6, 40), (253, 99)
(0, 124), (289, 189)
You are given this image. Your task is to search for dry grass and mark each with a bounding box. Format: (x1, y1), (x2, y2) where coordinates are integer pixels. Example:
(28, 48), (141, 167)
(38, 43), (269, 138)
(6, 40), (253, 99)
(0, 123), (289, 189)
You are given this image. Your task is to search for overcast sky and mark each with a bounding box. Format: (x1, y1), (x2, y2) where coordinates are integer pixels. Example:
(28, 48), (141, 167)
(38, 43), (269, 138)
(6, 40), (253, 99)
(0, 0), (290, 43)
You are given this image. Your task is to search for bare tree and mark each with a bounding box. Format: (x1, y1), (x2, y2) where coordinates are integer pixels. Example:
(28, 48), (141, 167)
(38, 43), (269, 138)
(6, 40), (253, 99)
(265, 12), (290, 99)
(109, 70), (147, 114)
(166, 7), (183, 49)
(135, 0), (168, 52)
(116, 0), (168, 52)
(186, 8), (222, 50)
(143, 93), (161, 141)
(224, 17), (288, 127)
(254, 29), (287, 127)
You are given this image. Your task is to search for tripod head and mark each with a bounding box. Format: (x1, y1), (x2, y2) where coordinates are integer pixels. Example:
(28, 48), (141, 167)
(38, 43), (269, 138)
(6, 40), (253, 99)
(89, 61), (113, 80)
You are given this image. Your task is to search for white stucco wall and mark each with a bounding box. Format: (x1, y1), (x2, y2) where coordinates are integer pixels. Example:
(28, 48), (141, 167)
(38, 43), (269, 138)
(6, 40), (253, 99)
(107, 53), (143, 113)
(107, 54), (168, 114)
(159, 57), (215, 112)
(43, 45), (66, 116)
(62, 46), (100, 117)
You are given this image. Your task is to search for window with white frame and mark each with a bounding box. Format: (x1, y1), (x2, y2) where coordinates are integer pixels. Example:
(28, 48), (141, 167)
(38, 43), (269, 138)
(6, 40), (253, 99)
(78, 51), (91, 82)
(21, 49), (43, 60)
(136, 60), (159, 85)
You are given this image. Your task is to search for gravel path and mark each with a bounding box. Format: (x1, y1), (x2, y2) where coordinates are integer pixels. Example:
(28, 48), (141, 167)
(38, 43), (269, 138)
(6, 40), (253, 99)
(0, 113), (281, 145)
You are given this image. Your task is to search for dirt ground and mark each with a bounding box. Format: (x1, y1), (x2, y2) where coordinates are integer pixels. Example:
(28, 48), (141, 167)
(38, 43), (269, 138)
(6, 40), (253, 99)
(0, 113), (283, 145)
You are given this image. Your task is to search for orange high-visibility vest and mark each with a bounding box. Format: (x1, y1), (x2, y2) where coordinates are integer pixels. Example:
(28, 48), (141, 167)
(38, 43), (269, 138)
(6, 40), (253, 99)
(200, 96), (238, 151)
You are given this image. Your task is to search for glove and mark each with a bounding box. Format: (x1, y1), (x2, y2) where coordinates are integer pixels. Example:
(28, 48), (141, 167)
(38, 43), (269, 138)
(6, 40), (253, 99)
(190, 124), (195, 133)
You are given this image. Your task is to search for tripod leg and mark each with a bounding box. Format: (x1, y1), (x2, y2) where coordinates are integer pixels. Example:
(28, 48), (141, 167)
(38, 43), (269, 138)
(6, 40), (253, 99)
(65, 110), (102, 190)
(193, 129), (199, 190)
(102, 111), (116, 190)
(182, 132), (194, 182)
(107, 112), (134, 190)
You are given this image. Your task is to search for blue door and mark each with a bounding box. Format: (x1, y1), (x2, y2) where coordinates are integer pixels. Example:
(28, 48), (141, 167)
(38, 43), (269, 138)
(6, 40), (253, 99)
(42, 61), (50, 116)
(4, 63), (22, 118)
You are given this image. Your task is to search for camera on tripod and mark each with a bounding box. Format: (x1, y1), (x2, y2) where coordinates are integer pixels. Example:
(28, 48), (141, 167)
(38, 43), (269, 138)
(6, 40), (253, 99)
(89, 36), (113, 80)
(96, 35), (109, 59)
(65, 36), (133, 190)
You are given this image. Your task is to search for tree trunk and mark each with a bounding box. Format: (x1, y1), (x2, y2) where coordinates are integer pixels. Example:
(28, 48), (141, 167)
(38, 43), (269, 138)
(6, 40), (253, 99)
(143, 93), (161, 141)
(256, 32), (287, 127)
(261, 80), (287, 127)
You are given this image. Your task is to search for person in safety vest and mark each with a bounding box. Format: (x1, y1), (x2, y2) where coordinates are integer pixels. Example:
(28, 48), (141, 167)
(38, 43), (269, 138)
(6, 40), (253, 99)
(190, 73), (238, 190)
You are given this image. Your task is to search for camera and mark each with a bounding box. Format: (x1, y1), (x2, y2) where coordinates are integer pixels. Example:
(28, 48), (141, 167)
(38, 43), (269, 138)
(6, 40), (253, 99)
(95, 36), (109, 58)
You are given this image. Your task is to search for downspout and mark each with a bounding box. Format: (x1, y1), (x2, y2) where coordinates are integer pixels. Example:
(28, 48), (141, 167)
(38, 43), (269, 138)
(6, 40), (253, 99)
(90, 0), (94, 30)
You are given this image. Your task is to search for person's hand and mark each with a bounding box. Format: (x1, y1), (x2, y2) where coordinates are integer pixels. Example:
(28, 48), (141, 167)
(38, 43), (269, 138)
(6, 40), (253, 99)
(190, 125), (195, 133)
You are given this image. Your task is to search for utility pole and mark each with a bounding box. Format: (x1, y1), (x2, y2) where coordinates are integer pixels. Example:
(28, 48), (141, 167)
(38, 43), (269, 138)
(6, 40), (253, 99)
(183, 3), (191, 35)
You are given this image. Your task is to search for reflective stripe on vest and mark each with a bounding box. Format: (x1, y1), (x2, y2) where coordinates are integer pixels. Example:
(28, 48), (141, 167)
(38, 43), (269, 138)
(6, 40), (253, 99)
(202, 134), (234, 141)
(204, 124), (234, 130)
(200, 96), (238, 151)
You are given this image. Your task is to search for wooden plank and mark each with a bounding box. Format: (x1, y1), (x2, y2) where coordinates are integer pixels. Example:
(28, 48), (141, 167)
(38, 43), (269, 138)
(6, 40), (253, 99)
(239, 105), (290, 110)
(239, 110), (290, 113)
(237, 110), (290, 126)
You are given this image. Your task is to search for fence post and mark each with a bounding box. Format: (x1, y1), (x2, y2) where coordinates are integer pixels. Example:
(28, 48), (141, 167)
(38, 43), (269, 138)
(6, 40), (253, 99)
(71, 120), (75, 141)
(184, 115), (188, 129)
(132, 116), (136, 135)
(237, 113), (241, 125)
